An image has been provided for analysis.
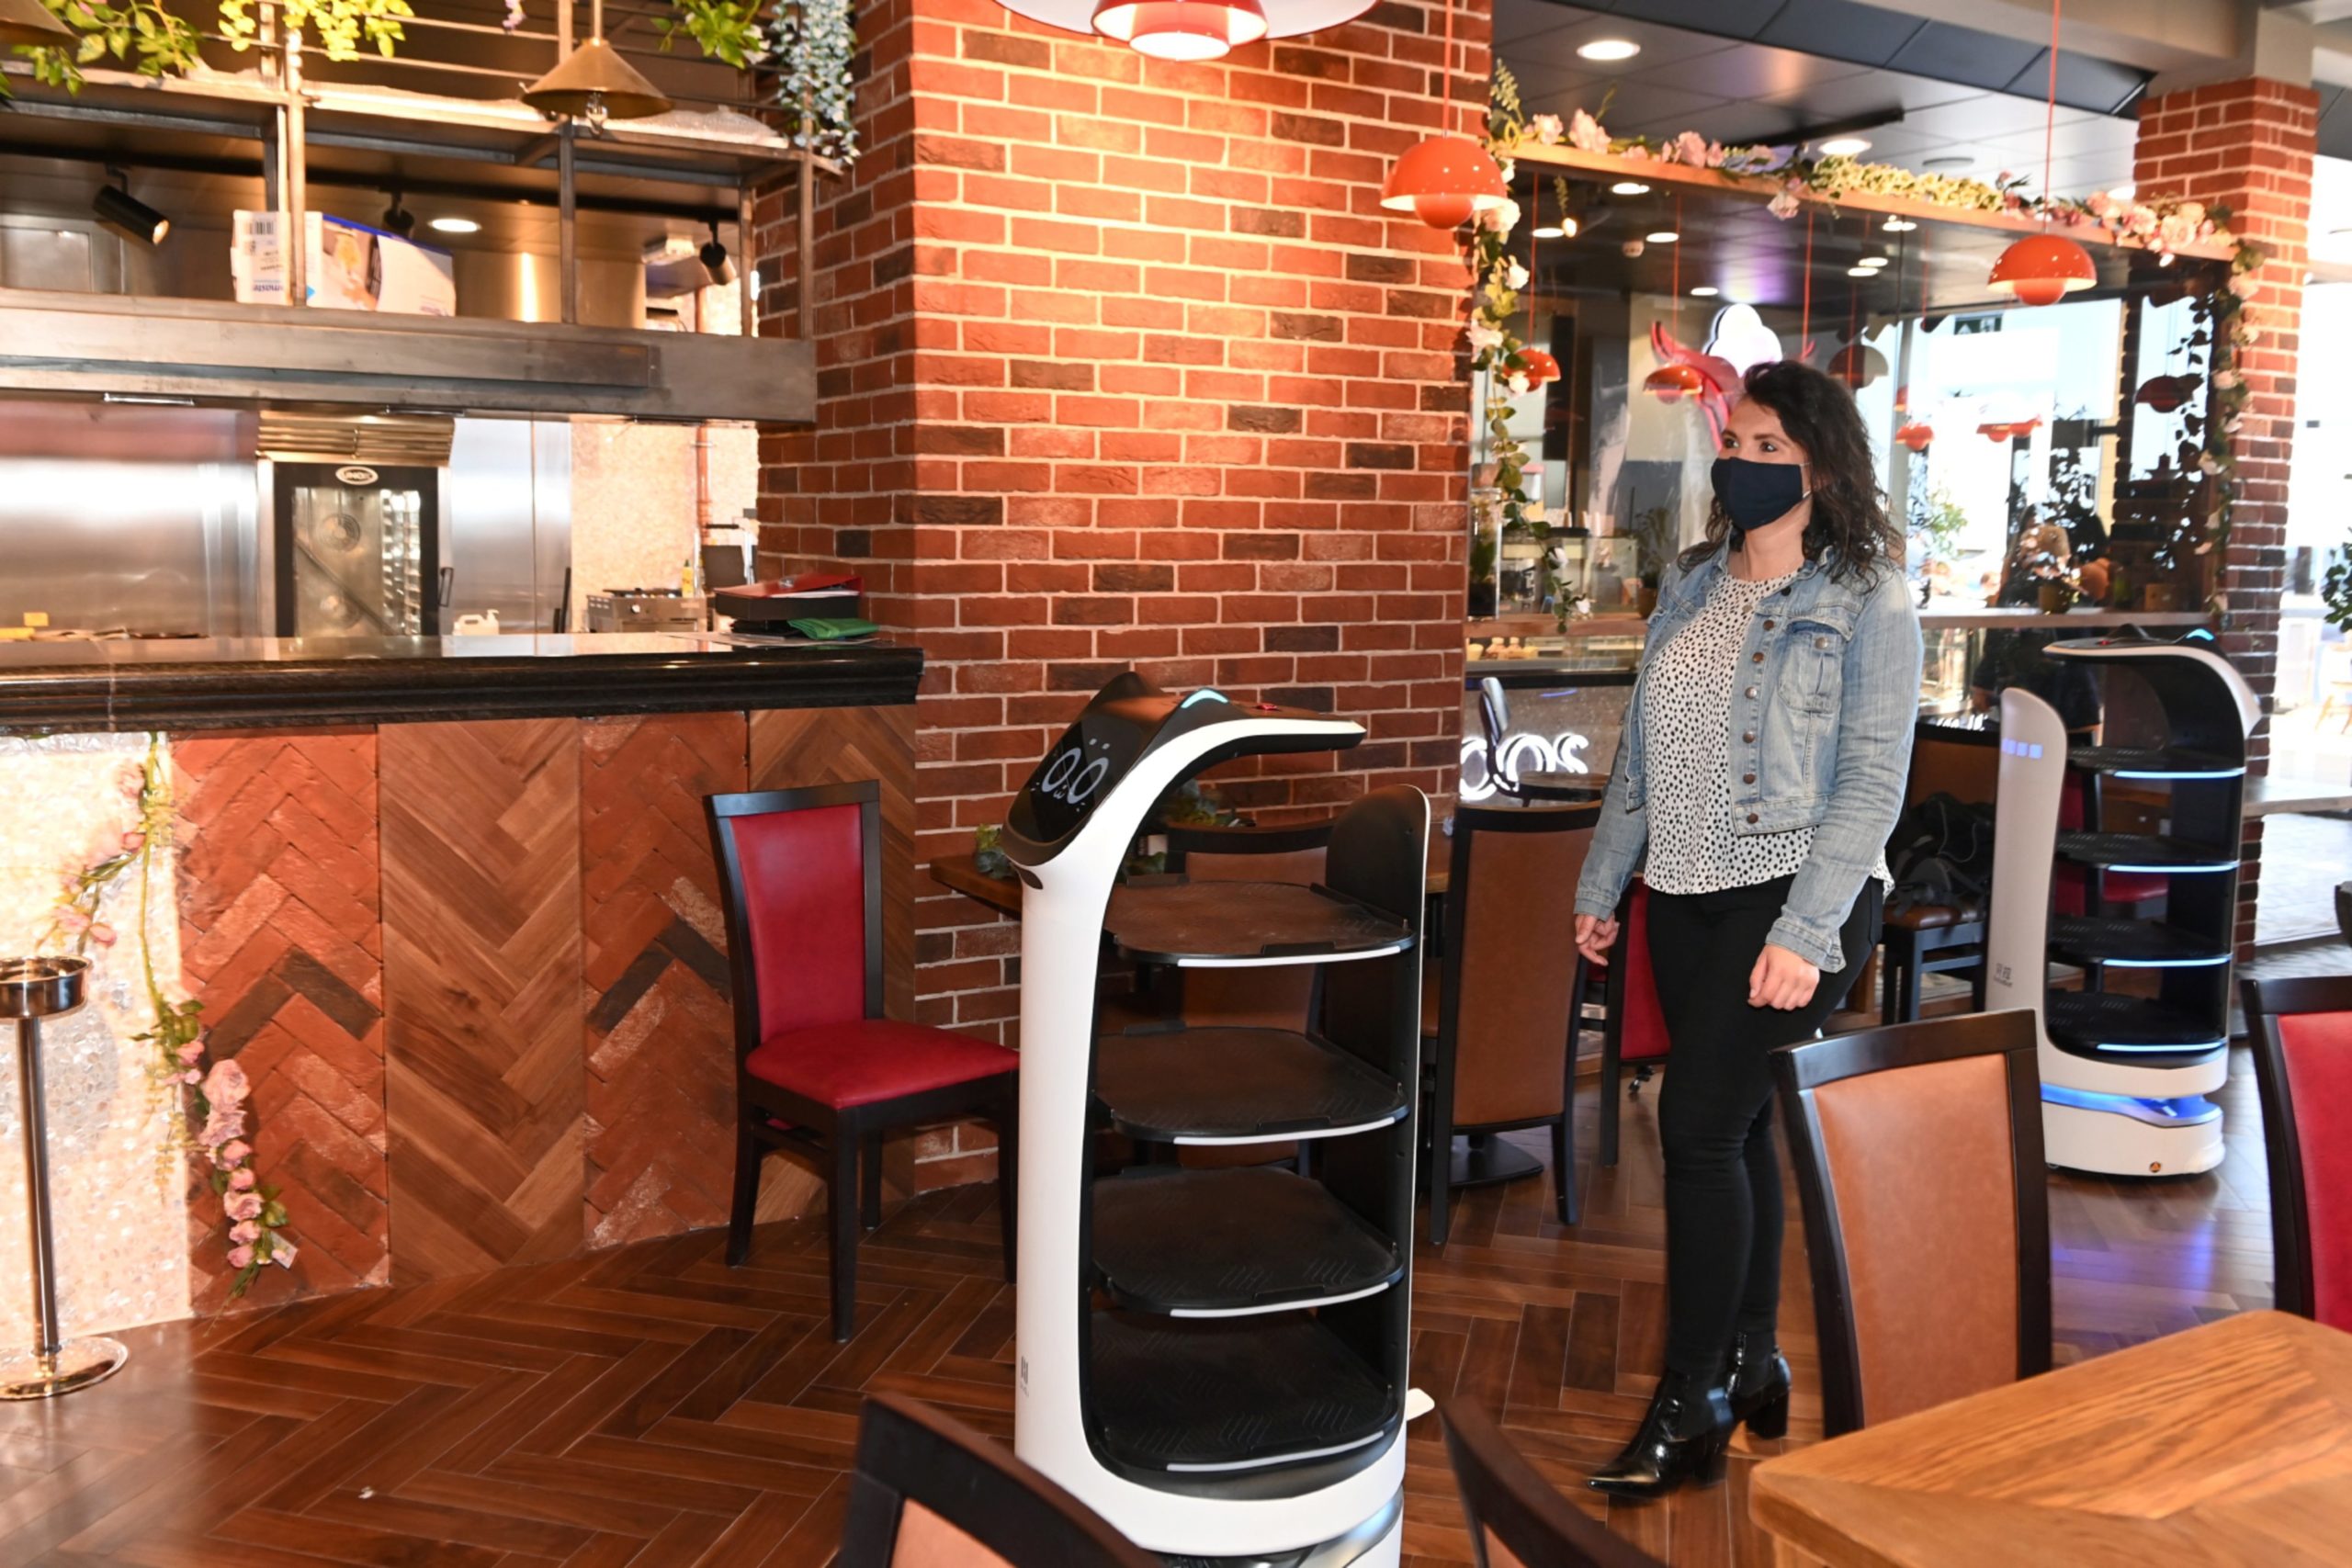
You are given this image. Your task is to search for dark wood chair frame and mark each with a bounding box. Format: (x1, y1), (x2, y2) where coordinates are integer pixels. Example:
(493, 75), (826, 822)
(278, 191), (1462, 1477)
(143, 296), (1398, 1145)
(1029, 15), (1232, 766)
(2239, 974), (2352, 1322)
(1162, 818), (1336, 869)
(838, 1393), (1159, 1568)
(707, 781), (1018, 1342)
(1770, 1008), (2053, 1437)
(1438, 1398), (1665, 1568)
(1424, 798), (1601, 1246)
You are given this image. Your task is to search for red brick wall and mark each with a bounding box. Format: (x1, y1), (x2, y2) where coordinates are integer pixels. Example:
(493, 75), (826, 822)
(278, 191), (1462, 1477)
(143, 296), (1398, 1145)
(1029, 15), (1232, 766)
(754, 0), (1483, 1044)
(2132, 77), (2318, 953)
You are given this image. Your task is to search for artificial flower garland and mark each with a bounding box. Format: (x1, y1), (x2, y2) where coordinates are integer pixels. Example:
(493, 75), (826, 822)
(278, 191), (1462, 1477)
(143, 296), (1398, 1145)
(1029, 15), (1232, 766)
(40, 739), (294, 1297)
(1467, 89), (2270, 615)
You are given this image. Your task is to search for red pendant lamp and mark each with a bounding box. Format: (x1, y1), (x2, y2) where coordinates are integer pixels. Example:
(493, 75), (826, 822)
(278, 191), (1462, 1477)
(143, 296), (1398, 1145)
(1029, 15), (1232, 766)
(1644, 196), (1704, 401)
(1989, 0), (2096, 308)
(1001, 0), (1365, 61)
(1894, 233), (1937, 450)
(1511, 203), (1562, 388)
(1380, 0), (1505, 230)
(1897, 422), (1935, 452)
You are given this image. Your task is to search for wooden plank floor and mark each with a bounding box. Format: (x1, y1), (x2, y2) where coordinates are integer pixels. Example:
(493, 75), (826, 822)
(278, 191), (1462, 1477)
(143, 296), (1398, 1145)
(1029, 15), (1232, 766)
(0, 1053), (2270, 1568)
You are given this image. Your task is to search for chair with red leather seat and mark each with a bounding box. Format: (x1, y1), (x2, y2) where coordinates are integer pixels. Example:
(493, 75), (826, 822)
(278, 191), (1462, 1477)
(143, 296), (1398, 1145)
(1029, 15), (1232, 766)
(2241, 976), (2352, 1332)
(1591, 880), (1669, 1168)
(707, 781), (1018, 1341)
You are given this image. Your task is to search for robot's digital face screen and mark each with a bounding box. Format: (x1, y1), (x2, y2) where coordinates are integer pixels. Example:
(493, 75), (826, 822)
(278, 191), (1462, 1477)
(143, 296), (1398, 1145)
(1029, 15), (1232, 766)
(1009, 712), (1149, 846)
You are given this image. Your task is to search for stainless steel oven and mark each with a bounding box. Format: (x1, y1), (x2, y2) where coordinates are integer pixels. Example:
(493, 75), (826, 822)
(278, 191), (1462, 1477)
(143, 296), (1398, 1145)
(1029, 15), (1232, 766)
(271, 462), (442, 637)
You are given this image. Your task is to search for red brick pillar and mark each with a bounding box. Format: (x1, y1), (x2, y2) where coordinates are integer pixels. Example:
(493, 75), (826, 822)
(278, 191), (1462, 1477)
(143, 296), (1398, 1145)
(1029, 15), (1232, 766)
(2132, 77), (2318, 955)
(756, 0), (1484, 1090)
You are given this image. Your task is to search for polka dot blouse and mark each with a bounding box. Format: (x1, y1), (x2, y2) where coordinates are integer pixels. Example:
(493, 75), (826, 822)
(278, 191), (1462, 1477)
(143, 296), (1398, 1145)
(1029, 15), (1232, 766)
(1640, 570), (1888, 898)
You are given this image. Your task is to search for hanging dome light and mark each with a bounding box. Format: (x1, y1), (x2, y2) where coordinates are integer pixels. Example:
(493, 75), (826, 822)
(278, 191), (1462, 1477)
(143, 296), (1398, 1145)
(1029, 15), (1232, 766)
(1001, 0), (1368, 56)
(1510, 347), (1561, 388)
(1644, 364), (1708, 403)
(1091, 0), (1266, 58)
(2133, 374), (2199, 414)
(1380, 135), (1507, 230)
(523, 25), (672, 123)
(1896, 422), (1935, 452)
(1989, 232), (2097, 307)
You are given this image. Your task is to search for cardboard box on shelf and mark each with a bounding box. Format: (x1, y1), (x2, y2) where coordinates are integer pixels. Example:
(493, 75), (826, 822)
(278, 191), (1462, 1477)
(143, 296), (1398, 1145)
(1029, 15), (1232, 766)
(233, 211), (456, 315)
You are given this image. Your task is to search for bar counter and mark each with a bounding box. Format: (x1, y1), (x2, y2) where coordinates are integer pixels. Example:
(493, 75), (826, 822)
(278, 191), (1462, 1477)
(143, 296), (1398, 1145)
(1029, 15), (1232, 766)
(0, 632), (921, 1338)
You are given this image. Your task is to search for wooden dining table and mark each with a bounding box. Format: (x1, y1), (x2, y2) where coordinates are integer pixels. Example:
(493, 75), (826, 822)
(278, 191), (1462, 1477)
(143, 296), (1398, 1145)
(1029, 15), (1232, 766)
(1749, 1310), (2352, 1567)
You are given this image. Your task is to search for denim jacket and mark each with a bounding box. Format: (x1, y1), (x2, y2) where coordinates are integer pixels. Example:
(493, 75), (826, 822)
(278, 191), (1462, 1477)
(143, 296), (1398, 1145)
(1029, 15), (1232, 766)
(1572, 545), (1921, 973)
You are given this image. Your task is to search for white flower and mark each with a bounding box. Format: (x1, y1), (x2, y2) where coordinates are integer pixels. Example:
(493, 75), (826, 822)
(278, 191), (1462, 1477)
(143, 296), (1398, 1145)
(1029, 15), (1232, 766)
(1466, 320), (1505, 355)
(2212, 368), (2242, 390)
(1505, 260), (1529, 290)
(2229, 272), (2260, 300)
(1505, 374), (1532, 396)
(1530, 114), (1563, 145)
(2198, 453), (2223, 477)
(1479, 197), (1521, 235)
(2178, 201), (2206, 225)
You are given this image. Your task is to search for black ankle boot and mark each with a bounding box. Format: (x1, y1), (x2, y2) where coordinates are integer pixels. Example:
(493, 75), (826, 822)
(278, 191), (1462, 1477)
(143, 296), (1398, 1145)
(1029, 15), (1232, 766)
(1587, 1367), (1734, 1499)
(1724, 1329), (1792, 1441)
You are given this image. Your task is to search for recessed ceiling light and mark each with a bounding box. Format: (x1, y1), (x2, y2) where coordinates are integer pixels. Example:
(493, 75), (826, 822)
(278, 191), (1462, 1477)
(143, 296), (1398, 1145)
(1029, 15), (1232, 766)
(1577, 38), (1640, 62)
(1819, 136), (1871, 156)
(1883, 217), (1917, 232)
(1922, 155), (1973, 170)
(427, 217), (481, 234)
(1690, 286), (1719, 297)
(1645, 230), (1679, 243)
(1532, 224), (1567, 239)
(1857, 255), (1889, 268)
(1611, 181), (1651, 197)
(1847, 265), (1876, 276)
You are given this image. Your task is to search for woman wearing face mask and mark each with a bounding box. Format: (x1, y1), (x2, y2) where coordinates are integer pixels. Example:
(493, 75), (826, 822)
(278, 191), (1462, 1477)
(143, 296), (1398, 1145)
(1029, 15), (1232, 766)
(1572, 359), (1919, 1498)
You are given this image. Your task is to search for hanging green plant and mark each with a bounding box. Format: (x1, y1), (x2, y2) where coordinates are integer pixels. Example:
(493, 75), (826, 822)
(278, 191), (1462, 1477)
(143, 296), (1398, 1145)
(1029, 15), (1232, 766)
(8, 0), (201, 96)
(659, 0), (766, 67)
(773, 0), (858, 165)
(218, 0), (414, 62)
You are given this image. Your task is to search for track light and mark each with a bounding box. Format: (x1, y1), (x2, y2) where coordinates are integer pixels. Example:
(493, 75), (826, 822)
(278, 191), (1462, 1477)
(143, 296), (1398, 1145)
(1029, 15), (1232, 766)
(92, 167), (168, 246)
(381, 189), (415, 238)
(700, 225), (736, 286)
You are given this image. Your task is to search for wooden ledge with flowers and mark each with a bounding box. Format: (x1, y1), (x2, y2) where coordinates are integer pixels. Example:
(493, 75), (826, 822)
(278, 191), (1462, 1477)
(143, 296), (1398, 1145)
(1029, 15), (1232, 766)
(0, 636), (919, 1342)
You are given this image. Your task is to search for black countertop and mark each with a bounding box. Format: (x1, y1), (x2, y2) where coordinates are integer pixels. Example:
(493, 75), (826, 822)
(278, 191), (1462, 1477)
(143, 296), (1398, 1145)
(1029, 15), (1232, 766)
(0, 633), (924, 734)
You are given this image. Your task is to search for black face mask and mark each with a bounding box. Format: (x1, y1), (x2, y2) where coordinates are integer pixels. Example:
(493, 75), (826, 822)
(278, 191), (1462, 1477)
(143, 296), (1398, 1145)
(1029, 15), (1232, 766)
(1711, 457), (1808, 545)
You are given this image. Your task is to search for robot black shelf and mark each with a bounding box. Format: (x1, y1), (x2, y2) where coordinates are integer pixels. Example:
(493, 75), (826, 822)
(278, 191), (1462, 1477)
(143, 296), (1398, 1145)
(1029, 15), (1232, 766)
(1091, 1026), (1409, 1144)
(2051, 832), (2238, 872)
(1106, 880), (1417, 967)
(2044, 991), (2230, 1065)
(1091, 1167), (1405, 1315)
(1088, 1314), (1396, 1475)
(2064, 746), (2245, 780)
(2046, 917), (2231, 969)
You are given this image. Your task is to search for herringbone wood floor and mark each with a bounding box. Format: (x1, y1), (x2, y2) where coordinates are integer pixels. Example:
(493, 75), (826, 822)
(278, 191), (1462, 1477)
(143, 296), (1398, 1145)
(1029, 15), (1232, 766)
(0, 1054), (2269, 1568)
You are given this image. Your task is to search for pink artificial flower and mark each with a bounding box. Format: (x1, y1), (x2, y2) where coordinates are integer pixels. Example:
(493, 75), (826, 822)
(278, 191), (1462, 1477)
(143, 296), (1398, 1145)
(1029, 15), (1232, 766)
(218, 1139), (252, 1167)
(1705, 141), (1728, 169)
(230, 1220), (261, 1245)
(199, 1109), (246, 1150)
(176, 1041), (205, 1066)
(271, 1240), (298, 1270)
(120, 830), (145, 853)
(229, 1168), (257, 1191)
(85, 830), (121, 868)
(1529, 113), (1563, 146)
(225, 1190), (263, 1222)
(182, 1069), (201, 1086)
(1567, 108), (1609, 155)
(52, 908), (90, 933)
(2178, 201), (2206, 225)
(1768, 186), (1801, 220)
(227, 1244), (254, 1269)
(2086, 191), (2115, 218)
(203, 1057), (250, 1106)
(1671, 130), (1709, 167)
(88, 923), (117, 948)
(2128, 205), (2160, 236)
(1623, 144), (1651, 162)
(118, 762), (145, 800)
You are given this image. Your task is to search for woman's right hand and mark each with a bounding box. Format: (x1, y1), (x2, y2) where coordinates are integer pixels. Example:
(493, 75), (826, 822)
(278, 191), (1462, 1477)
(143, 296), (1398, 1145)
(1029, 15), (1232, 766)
(1575, 913), (1619, 966)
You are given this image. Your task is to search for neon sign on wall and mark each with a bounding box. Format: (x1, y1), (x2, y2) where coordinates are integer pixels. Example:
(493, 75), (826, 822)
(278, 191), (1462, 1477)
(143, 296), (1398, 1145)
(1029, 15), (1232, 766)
(1458, 728), (1593, 803)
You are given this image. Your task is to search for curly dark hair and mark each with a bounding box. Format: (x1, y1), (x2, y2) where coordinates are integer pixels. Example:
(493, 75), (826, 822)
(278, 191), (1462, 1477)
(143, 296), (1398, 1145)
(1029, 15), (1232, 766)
(1679, 359), (1901, 583)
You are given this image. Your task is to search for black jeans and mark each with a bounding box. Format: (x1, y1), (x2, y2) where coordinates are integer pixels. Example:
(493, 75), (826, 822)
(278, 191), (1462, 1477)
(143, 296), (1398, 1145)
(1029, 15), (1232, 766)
(1645, 874), (1882, 1378)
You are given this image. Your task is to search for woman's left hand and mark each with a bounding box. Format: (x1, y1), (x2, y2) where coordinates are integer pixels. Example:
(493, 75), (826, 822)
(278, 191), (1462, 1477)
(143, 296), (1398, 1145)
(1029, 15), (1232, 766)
(1747, 943), (1820, 1010)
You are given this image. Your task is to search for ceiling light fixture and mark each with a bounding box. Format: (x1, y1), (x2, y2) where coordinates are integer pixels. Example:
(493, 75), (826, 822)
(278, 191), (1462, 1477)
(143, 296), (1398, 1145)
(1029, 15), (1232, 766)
(1645, 230), (1679, 243)
(428, 216), (481, 235)
(522, 0), (673, 123)
(1922, 155), (1973, 170)
(1846, 265), (1874, 277)
(1818, 136), (1871, 156)
(1690, 286), (1719, 297)
(0, 0), (72, 47)
(1610, 180), (1651, 196)
(1378, 0), (1504, 229)
(1532, 224), (1566, 240)
(700, 224), (737, 286)
(1883, 218), (1917, 232)
(1002, 0), (1367, 59)
(1857, 255), (1888, 268)
(1987, 0), (2096, 309)
(91, 167), (169, 246)
(1576, 37), (1639, 61)
(380, 189), (415, 238)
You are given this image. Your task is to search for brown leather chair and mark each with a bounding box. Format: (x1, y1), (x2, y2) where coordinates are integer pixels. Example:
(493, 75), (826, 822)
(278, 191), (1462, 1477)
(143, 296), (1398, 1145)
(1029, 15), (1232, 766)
(838, 1393), (1158, 1568)
(1422, 799), (1600, 1246)
(1880, 724), (1998, 1023)
(1770, 1009), (2052, 1437)
(1440, 1398), (1664, 1568)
